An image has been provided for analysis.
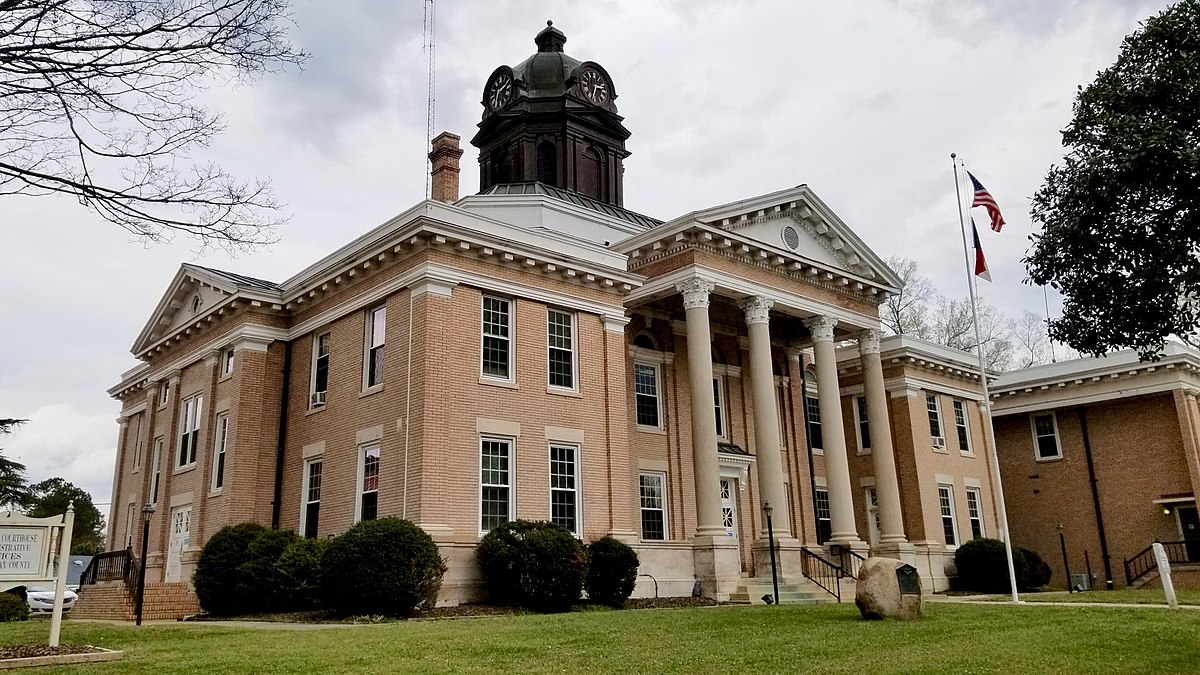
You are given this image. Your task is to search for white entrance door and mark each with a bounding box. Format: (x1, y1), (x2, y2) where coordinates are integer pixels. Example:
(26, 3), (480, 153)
(165, 506), (191, 582)
(865, 487), (880, 546)
(720, 479), (738, 539)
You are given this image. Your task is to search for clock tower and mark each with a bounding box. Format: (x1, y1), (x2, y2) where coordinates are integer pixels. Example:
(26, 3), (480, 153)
(472, 21), (631, 207)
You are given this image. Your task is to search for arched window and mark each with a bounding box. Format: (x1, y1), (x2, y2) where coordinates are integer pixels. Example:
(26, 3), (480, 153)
(578, 145), (603, 198)
(537, 141), (557, 186)
(633, 332), (658, 350)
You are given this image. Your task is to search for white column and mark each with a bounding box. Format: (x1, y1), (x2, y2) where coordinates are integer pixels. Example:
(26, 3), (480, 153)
(739, 296), (790, 537)
(804, 315), (861, 544)
(859, 329), (908, 544)
(677, 277), (725, 538)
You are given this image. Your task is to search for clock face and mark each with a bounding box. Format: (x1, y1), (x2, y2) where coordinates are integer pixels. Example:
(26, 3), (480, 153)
(488, 73), (513, 111)
(578, 68), (608, 105)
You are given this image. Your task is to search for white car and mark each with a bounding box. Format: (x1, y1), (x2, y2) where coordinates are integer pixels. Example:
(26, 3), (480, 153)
(25, 585), (77, 614)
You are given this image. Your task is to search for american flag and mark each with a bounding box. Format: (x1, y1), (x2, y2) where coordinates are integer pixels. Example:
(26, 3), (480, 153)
(968, 171), (1005, 232)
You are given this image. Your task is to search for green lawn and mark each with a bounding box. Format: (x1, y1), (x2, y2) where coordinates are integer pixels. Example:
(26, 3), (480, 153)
(1, 603), (1196, 674)
(978, 588), (1200, 606)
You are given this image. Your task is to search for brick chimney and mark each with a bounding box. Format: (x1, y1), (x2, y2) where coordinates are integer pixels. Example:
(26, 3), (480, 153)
(428, 131), (464, 203)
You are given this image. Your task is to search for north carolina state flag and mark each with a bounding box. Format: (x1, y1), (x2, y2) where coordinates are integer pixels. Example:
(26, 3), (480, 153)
(972, 219), (992, 281)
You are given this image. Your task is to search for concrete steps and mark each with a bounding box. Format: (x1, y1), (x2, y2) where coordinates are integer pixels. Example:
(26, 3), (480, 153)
(729, 578), (838, 605)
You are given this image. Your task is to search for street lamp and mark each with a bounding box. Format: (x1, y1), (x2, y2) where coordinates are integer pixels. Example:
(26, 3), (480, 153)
(1058, 523), (1074, 594)
(135, 503), (155, 626)
(763, 501), (779, 606)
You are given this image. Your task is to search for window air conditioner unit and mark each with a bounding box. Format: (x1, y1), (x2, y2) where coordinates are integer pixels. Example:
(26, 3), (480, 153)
(310, 391), (326, 407)
(932, 436), (946, 448)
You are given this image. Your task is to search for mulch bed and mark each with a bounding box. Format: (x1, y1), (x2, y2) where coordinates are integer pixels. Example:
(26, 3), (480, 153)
(0, 645), (105, 660)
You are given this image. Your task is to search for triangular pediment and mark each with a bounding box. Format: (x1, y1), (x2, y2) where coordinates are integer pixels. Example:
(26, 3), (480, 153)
(131, 264), (260, 357)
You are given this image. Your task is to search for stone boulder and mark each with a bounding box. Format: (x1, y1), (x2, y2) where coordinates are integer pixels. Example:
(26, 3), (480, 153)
(855, 556), (923, 620)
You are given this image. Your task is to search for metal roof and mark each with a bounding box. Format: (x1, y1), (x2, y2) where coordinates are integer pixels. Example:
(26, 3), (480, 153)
(480, 182), (662, 231)
(193, 265), (283, 292)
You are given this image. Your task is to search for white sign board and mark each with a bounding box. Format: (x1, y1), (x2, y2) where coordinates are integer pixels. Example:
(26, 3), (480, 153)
(0, 527), (46, 576)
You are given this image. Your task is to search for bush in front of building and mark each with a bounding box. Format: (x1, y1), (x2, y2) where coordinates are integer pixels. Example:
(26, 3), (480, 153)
(275, 536), (330, 611)
(194, 522), (269, 616)
(1019, 547), (1052, 590)
(585, 536), (639, 607)
(236, 528), (299, 611)
(954, 537), (1030, 593)
(476, 520), (587, 612)
(0, 592), (29, 622)
(320, 517), (446, 617)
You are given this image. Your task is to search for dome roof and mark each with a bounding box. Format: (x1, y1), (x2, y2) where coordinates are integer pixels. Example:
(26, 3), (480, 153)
(511, 21), (581, 100)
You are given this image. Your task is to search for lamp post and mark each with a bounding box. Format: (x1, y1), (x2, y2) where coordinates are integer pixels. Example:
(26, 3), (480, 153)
(1058, 523), (1073, 594)
(763, 501), (779, 606)
(135, 503), (155, 626)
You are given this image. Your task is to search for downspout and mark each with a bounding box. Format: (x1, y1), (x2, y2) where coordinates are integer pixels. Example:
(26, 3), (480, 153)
(1078, 408), (1114, 589)
(270, 341), (293, 529)
(402, 289), (415, 519)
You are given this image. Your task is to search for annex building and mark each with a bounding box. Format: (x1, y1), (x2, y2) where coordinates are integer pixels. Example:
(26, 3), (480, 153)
(97, 23), (1009, 613)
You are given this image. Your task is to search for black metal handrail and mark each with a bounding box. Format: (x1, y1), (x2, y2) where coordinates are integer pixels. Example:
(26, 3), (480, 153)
(80, 549), (135, 587)
(1123, 541), (1192, 586)
(829, 544), (867, 580)
(800, 547), (841, 602)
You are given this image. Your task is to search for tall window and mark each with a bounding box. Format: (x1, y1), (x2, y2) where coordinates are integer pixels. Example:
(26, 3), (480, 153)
(480, 438), (512, 532)
(132, 416), (144, 469)
(364, 306), (386, 389)
(211, 414), (228, 491)
(864, 487), (880, 545)
(965, 486), (985, 539)
(358, 444), (380, 522)
(804, 395), (823, 452)
(713, 378), (726, 438)
(938, 484), (958, 547)
(222, 348), (235, 376)
(537, 140), (557, 186)
(302, 459), (322, 538)
(1031, 412), (1062, 460)
(310, 332), (330, 408)
(634, 363), (661, 428)
(125, 503), (135, 548)
(855, 396), (871, 452)
(815, 487), (832, 543)
(547, 309), (575, 389)
(639, 473), (667, 540)
(549, 445), (579, 535)
(160, 380), (170, 405)
(176, 394), (202, 467)
(482, 297), (512, 380)
(150, 438), (163, 504)
(926, 393), (944, 446)
(953, 400), (971, 453)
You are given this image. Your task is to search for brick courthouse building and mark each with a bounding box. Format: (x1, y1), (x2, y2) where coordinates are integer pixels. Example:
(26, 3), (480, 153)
(102, 23), (1008, 609)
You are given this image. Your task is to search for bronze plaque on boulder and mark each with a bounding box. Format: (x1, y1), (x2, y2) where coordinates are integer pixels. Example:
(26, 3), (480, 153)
(896, 564), (920, 595)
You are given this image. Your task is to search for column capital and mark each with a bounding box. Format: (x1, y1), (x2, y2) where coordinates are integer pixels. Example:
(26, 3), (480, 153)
(676, 277), (715, 310)
(804, 315), (837, 343)
(738, 296), (774, 325)
(857, 329), (881, 354)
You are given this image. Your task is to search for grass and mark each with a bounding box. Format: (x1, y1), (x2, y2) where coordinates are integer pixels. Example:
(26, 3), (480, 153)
(987, 588), (1200, 606)
(0, 602), (1196, 674)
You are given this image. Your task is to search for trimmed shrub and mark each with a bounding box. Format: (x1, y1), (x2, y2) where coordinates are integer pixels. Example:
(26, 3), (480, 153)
(236, 528), (298, 612)
(476, 520), (586, 612)
(0, 592), (29, 622)
(320, 518), (446, 617)
(194, 522), (268, 616)
(954, 537), (1030, 593)
(1019, 547), (1052, 590)
(276, 537), (330, 611)
(585, 537), (639, 607)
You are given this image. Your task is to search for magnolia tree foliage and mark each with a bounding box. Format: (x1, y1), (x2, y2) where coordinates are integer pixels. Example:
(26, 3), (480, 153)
(0, 0), (307, 249)
(1026, 0), (1200, 359)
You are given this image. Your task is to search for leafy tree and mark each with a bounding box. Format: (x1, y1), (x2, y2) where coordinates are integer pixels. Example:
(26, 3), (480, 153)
(1026, 0), (1200, 359)
(0, 419), (30, 509)
(25, 478), (106, 555)
(0, 0), (307, 249)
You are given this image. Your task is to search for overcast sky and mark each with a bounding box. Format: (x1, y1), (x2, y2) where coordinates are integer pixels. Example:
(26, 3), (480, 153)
(0, 0), (1170, 512)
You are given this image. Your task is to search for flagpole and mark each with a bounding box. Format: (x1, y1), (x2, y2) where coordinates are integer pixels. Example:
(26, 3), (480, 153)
(951, 153), (1020, 603)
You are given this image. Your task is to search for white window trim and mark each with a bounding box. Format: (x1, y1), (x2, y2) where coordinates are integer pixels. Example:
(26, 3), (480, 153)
(149, 438), (163, 505)
(479, 435), (515, 535)
(132, 416), (144, 471)
(548, 443), (581, 537)
(547, 309), (578, 392)
(1031, 411), (1063, 461)
(853, 395), (871, 455)
(210, 413), (229, 493)
(938, 483), (959, 548)
(634, 361), (663, 430)
(804, 393), (823, 456)
(965, 486), (985, 539)
(638, 471), (668, 541)
(363, 306), (386, 391)
(300, 456), (323, 538)
(814, 486), (832, 543)
(176, 394), (203, 468)
(927, 393), (946, 450)
(480, 295), (515, 384)
(124, 503), (135, 549)
(310, 331), (331, 409)
(864, 486), (880, 546)
(713, 376), (728, 440)
(355, 442), (381, 523)
(953, 399), (974, 456)
(221, 347), (235, 377)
